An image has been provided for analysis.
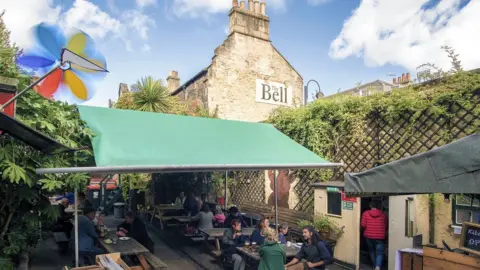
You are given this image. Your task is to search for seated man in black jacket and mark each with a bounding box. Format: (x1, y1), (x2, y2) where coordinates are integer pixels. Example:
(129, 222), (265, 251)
(117, 211), (154, 253)
(222, 219), (247, 270)
(52, 198), (74, 238)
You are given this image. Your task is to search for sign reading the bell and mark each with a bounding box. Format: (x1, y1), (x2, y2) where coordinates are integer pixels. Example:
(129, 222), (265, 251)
(256, 79), (292, 106)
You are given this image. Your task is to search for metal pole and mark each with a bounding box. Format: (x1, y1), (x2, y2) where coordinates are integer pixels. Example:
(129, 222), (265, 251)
(274, 170), (278, 231)
(224, 171), (228, 210)
(0, 64), (61, 111)
(74, 188), (79, 268)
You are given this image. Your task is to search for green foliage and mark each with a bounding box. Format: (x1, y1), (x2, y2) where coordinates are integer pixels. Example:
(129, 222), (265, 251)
(298, 214), (344, 240)
(130, 76), (173, 113)
(0, 13), (93, 265)
(268, 69), (480, 183)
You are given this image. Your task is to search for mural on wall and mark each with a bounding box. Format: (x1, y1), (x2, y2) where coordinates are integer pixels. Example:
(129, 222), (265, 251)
(267, 170), (295, 208)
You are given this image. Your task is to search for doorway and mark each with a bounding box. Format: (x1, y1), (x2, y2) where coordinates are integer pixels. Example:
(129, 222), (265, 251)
(359, 197), (389, 270)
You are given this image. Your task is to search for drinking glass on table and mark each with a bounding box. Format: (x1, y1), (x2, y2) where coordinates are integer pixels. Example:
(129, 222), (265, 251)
(244, 239), (250, 248)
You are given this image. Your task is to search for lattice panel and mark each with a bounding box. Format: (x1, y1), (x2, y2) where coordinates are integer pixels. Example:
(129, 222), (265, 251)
(230, 92), (479, 214)
(230, 170), (265, 205)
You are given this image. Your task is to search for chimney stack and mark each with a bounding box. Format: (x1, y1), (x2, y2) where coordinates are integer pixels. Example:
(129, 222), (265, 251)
(406, 73), (411, 82)
(232, 0), (238, 7)
(401, 73), (406, 83)
(229, 0), (270, 41)
(397, 76), (401, 84)
(393, 77), (397, 84)
(167, 70), (180, 93)
(254, 1), (260, 13)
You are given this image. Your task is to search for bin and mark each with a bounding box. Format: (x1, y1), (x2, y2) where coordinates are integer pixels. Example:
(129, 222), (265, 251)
(113, 202), (125, 219)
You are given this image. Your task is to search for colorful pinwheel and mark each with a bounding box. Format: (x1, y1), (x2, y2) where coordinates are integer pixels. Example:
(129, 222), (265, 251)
(16, 23), (108, 102)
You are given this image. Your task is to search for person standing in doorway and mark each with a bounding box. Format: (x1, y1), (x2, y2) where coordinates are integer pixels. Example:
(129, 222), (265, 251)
(361, 200), (387, 270)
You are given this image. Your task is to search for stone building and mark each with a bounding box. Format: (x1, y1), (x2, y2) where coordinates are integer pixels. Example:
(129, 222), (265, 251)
(330, 73), (412, 97)
(166, 0), (304, 122)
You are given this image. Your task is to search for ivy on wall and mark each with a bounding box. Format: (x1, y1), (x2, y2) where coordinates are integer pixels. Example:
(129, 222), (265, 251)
(268, 71), (480, 182)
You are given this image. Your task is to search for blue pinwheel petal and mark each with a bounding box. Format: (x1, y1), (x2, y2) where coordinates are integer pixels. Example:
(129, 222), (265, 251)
(16, 55), (55, 68)
(34, 23), (66, 60)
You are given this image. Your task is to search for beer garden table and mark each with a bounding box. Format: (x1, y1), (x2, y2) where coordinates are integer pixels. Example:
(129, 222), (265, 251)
(198, 228), (256, 254)
(236, 244), (299, 261)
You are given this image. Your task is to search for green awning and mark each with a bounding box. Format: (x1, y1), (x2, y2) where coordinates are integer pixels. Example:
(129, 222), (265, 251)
(345, 134), (480, 194)
(36, 106), (341, 174)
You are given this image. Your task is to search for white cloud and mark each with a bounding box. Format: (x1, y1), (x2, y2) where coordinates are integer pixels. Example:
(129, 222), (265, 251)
(142, 44), (151, 51)
(136, 0), (157, 8)
(123, 10), (156, 40)
(0, 0), (155, 51)
(0, 0), (61, 48)
(60, 0), (122, 39)
(329, 0), (480, 72)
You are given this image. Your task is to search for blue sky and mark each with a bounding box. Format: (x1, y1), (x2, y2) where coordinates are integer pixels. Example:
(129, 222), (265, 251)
(1, 0), (479, 106)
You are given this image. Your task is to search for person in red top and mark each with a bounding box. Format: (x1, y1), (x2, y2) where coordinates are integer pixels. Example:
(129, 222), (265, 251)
(361, 200), (387, 270)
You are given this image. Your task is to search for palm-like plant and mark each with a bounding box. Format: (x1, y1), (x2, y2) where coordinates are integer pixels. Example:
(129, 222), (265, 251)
(132, 76), (172, 113)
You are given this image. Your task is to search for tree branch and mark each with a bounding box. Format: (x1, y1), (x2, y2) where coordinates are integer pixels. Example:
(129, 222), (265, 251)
(0, 210), (14, 240)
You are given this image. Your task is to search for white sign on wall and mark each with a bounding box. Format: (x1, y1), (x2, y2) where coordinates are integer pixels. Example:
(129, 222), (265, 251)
(255, 79), (292, 106)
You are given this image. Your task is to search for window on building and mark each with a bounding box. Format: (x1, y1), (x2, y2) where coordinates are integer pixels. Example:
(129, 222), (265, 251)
(327, 190), (342, 216)
(405, 197), (416, 237)
(453, 195), (480, 225)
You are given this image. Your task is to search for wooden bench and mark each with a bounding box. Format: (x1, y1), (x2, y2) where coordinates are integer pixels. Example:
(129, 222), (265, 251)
(238, 202), (274, 220)
(142, 252), (168, 269)
(275, 207), (313, 231)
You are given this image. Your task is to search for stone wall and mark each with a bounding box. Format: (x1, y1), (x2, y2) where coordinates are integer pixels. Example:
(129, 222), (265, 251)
(177, 73), (209, 109)
(207, 32), (303, 122)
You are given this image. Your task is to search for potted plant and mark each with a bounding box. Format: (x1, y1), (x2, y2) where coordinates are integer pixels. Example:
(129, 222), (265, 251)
(211, 172), (233, 205)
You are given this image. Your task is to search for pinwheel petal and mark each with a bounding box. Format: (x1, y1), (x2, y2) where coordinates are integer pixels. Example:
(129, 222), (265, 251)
(34, 23), (65, 59)
(67, 32), (87, 54)
(16, 55), (55, 68)
(35, 68), (63, 99)
(64, 70), (88, 100)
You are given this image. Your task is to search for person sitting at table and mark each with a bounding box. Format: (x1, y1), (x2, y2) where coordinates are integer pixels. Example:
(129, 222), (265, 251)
(52, 198), (74, 238)
(284, 226), (332, 270)
(278, 224), (289, 244)
(222, 219), (247, 270)
(213, 205), (226, 227)
(250, 217), (269, 245)
(258, 227), (286, 270)
(117, 211), (154, 253)
(183, 192), (199, 216)
(192, 203), (214, 230)
(224, 207), (248, 228)
(175, 192), (186, 206)
(72, 206), (105, 258)
(77, 191), (93, 211)
(56, 191), (75, 205)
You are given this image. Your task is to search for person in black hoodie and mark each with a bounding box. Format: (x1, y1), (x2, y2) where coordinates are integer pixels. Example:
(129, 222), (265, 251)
(285, 226), (332, 270)
(224, 207), (248, 228)
(117, 211), (154, 252)
(183, 192), (199, 216)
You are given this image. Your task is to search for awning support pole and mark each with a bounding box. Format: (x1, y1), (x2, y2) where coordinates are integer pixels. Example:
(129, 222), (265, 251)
(74, 188), (79, 268)
(274, 170), (278, 231)
(224, 171), (228, 210)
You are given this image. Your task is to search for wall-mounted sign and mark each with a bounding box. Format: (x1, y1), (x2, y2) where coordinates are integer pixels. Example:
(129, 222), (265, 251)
(341, 191), (357, 203)
(342, 201), (354, 210)
(326, 187), (340, 193)
(256, 79), (292, 106)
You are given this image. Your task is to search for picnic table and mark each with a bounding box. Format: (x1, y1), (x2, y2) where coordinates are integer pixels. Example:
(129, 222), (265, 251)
(98, 234), (167, 269)
(98, 236), (149, 256)
(150, 204), (184, 229)
(198, 228), (256, 254)
(236, 244), (300, 260)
